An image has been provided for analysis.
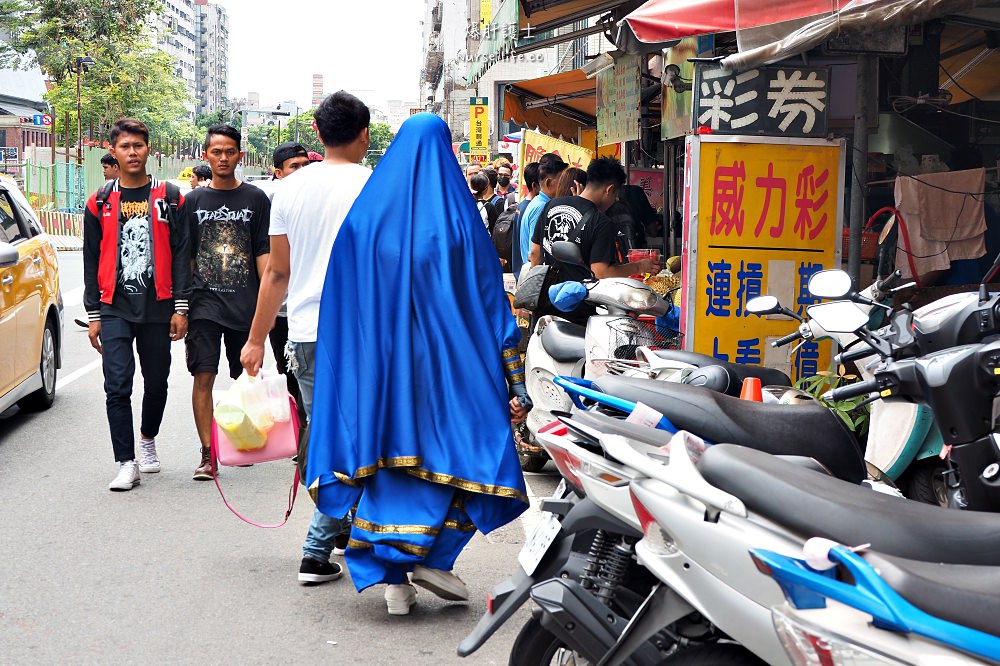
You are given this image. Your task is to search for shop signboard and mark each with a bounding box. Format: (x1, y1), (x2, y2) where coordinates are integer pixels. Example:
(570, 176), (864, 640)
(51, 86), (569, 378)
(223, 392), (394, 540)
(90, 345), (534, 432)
(629, 168), (664, 211)
(661, 38), (698, 141)
(597, 55), (641, 146)
(470, 97), (489, 155)
(518, 130), (594, 200)
(692, 64), (830, 138)
(521, 129), (594, 169)
(681, 135), (845, 382)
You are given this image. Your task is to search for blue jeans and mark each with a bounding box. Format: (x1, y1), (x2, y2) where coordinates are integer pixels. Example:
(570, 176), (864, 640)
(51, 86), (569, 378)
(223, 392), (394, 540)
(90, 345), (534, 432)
(101, 316), (171, 462)
(288, 340), (351, 561)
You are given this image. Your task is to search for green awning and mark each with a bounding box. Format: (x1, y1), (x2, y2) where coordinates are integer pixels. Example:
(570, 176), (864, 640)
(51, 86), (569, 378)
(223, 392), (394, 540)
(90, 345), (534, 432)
(459, 141), (470, 152)
(465, 0), (519, 86)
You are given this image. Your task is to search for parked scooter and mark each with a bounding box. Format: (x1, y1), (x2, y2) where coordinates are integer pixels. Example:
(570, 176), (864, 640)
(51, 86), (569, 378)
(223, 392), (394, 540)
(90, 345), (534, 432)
(519, 241), (791, 471)
(458, 362), (880, 663)
(519, 241), (674, 471)
(752, 539), (1000, 665)
(745, 265), (1000, 506)
(590, 330), (1000, 664)
(457, 417), (668, 664)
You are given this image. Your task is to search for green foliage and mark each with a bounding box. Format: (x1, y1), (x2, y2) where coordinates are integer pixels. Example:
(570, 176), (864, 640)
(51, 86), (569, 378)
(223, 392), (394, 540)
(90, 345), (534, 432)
(196, 109), (242, 131)
(366, 122), (395, 167)
(0, 0), (197, 146)
(0, 0), (164, 81)
(243, 115), (396, 168)
(796, 369), (872, 439)
(45, 46), (191, 145)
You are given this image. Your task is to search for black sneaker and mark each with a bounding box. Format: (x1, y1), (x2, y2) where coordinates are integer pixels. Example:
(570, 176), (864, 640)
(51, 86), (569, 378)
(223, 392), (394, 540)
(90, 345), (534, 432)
(298, 557), (344, 585)
(332, 533), (350, 556)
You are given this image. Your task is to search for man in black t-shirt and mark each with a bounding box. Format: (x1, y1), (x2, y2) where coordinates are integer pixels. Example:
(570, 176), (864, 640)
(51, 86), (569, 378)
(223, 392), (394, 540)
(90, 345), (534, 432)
(184, 124), (271, 480)
(529, 158), (661, 322)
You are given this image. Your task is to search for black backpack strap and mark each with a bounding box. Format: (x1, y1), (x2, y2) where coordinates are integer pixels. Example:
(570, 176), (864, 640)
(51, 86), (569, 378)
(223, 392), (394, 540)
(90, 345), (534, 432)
(164, 181), (181, 221)
(95, 179), (115, 210)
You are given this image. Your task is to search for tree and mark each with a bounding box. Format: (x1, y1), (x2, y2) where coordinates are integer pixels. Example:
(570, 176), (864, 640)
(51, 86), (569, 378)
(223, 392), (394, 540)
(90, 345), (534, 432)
(0, 0), (163, 81)
(44, 46), (190, 146)
(366, 123), (395, 167)
(0, 0), (197, 148)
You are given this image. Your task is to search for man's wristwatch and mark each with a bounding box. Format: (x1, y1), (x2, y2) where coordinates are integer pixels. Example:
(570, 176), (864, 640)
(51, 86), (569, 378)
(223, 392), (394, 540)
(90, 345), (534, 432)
(175, 310), (188, 317)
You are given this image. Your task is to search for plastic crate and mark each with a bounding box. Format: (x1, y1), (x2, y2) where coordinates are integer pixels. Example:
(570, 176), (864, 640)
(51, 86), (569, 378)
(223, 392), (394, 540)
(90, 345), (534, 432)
(842, 228), (878, 261)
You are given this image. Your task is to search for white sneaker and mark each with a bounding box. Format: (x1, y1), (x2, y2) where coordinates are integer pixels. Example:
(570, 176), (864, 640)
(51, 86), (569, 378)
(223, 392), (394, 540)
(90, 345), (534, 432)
(109, 461), (140, 491)
(411, 565), (469, 601)
(137, 438), (160, 473)
(385, 584), (417, 615)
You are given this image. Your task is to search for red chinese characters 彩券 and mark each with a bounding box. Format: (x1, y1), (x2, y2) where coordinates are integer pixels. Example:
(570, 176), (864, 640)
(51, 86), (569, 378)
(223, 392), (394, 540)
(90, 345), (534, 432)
(710, 160), (830, 241)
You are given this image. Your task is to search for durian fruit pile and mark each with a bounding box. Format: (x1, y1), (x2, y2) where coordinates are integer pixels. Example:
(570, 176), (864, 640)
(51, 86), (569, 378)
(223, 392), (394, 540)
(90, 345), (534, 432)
(640, 255), (682, 304)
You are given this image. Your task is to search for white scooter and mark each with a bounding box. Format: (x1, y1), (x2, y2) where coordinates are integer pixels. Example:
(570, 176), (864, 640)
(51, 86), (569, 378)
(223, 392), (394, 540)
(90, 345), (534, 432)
(519, 242), (674, 471)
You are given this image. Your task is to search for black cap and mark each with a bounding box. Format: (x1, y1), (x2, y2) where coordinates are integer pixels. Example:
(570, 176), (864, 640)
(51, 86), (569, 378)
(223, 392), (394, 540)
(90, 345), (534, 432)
(273, 142), (308, 168)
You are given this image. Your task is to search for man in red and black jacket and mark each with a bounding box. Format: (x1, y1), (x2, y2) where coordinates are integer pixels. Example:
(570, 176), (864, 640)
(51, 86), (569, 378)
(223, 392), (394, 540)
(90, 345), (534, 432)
(83, 117), (191, 492)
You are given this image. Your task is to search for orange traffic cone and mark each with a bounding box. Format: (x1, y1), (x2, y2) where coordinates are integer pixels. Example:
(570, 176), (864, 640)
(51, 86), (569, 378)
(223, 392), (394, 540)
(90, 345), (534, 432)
(740, 377), (763, 402)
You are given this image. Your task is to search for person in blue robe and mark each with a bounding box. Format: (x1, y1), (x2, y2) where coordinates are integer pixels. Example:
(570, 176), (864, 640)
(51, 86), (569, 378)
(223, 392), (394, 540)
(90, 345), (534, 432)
(305, 112), (531, 614)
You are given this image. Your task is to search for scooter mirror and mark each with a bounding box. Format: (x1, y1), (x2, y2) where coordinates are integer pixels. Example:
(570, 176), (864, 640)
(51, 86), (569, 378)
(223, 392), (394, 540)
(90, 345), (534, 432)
(806, 301), (870, 333)
(745, 295), (780, 316)
(552, 240), (587, 268)
(808, 269), (853, 299)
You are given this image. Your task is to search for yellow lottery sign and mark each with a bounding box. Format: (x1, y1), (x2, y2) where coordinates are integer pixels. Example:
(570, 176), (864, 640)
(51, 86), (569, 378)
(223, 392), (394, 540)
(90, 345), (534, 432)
(681, 136), (845, 382)
(521, 129), (594, 170)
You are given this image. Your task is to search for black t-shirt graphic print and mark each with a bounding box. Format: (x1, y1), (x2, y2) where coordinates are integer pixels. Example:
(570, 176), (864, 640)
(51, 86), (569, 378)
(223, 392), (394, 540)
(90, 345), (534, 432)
(185, 183), (271, 331)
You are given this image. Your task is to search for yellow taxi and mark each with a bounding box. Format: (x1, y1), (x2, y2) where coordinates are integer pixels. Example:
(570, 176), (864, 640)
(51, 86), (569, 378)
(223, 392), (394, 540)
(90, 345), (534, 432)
(0, 177), (62, 413)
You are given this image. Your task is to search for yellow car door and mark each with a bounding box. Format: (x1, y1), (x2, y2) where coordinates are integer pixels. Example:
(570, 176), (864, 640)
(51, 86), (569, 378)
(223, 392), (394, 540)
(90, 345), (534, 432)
(0, 231), (17, 396)
(0, 194), (41, 386)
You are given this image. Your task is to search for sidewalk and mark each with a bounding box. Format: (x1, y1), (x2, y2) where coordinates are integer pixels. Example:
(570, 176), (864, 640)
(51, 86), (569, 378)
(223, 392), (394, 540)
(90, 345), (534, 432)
(48, 234), (83, 251)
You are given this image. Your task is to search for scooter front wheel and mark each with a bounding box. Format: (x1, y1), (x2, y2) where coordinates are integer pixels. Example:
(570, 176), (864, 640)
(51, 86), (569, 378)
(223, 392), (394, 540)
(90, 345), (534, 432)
(508, 616), (586, 666)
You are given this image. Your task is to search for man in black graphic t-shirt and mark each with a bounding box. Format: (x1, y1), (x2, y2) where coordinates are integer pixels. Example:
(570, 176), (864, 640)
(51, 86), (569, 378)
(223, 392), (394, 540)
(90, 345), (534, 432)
(183, 125), (271, 480)
(530, 158), (661, 324)
(83, 118), (190, 492)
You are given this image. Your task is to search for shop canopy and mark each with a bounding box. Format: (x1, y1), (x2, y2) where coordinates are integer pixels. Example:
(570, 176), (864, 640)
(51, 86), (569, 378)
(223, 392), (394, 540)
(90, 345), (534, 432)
(618, 0), (980, 70)
(467, 0), (635, 86)
(504, 68), (596, 139)
(940, 8), (1000, 103)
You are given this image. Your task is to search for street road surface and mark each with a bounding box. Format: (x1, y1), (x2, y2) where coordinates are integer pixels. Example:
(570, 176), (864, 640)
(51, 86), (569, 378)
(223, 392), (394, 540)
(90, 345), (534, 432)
(0, 251), (559, 665)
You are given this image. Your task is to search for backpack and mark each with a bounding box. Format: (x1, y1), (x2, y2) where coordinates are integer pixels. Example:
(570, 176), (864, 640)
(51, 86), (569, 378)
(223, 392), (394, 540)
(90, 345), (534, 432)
(96, 179), (181, 225)
(492, 203), (520, 269)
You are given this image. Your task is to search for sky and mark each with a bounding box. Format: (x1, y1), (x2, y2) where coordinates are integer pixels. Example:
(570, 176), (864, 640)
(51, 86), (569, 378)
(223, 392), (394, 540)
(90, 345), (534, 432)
(220, 0), (427, 113)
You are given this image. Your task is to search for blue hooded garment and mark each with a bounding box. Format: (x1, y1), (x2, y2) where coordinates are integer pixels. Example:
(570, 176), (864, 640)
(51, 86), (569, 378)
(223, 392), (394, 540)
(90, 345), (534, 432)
(306, 113), (528, 591)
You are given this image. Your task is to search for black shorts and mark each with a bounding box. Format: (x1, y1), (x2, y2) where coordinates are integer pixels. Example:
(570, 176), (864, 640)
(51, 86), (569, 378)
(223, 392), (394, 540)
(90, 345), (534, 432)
(185, 319), (249, 379)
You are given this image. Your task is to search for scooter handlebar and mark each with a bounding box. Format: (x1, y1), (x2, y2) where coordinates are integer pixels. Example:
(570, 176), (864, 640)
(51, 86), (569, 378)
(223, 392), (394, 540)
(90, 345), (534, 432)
(825, 378), (880, 402)
(772, 330), (802, 348)
(836, 344), (878, 364)
(875, 270), (901, 295)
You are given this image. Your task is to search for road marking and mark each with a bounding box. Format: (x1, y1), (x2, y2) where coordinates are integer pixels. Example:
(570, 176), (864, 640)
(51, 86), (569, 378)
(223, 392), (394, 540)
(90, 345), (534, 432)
(59, 359), (101, 388)
(63, 285), (84, 308)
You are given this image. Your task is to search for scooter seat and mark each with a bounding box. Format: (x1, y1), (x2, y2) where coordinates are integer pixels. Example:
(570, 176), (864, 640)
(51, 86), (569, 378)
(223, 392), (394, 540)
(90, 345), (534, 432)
(540, 320), (586, 363)
(863, 552), (1000, 637)
(652, 349), (792, 390)
(591, 376), (864, 483)
(699, 444), (1000, 566)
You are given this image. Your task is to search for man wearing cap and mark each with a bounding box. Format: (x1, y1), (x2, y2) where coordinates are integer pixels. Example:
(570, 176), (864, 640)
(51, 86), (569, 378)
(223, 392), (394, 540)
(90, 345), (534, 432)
(254, 142), (310, 197)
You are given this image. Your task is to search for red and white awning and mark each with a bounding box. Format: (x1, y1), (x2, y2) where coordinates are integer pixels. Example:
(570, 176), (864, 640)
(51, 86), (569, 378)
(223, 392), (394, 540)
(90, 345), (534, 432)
(618, 0), (981, 71)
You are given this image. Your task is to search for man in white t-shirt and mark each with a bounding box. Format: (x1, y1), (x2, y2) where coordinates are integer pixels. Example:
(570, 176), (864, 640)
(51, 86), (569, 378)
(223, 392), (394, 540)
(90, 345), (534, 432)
(241, 91), (372, 586)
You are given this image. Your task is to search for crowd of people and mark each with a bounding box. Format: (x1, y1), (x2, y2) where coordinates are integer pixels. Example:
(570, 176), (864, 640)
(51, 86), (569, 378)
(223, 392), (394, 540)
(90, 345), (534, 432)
(81, 89), (662, 617)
